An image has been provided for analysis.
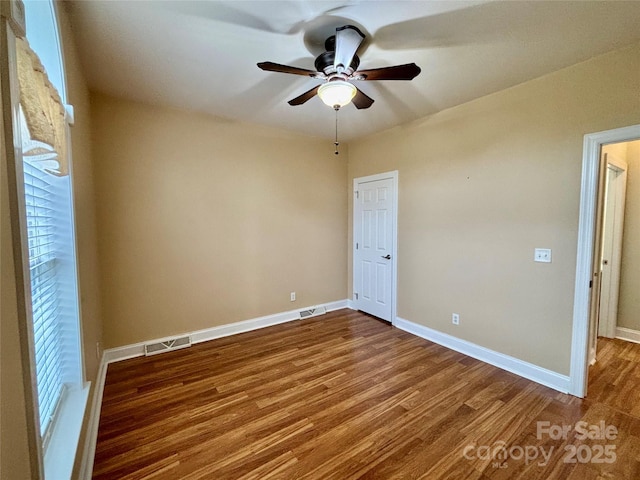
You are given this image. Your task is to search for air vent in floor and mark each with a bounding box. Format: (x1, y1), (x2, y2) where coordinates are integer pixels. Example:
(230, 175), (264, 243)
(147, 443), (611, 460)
(144, 336), (192, 356)
(299, 306), (327, 320)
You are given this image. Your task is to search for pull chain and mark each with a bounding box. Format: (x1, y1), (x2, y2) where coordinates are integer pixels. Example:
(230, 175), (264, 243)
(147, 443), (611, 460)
(334, 105), (340, 155)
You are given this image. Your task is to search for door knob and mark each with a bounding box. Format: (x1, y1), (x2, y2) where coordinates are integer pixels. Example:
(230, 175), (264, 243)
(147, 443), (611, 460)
(381, 254), (391, 260)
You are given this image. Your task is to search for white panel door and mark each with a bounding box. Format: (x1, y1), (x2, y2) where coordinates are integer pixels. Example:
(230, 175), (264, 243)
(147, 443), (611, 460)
(354, 177), (394, 321)
(597, 154), (627, 338)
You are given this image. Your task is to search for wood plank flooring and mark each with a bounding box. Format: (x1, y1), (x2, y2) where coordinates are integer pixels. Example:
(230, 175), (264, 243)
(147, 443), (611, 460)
(93, 310), (640, 479)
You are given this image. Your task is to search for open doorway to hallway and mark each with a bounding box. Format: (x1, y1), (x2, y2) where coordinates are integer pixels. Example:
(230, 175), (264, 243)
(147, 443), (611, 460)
(571, 124), (640, 399)
(589, 140), (640, 366)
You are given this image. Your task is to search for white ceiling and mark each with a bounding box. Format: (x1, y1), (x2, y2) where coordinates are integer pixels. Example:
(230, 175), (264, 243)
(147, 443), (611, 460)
(67, 0), (640, 141)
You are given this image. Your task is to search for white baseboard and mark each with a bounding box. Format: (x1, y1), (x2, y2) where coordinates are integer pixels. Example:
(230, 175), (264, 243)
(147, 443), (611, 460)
(103, 299), (349, 364)
(78, 355), (107, 480)
(615, 326), (640, 344)
(394, 316), (571, 394)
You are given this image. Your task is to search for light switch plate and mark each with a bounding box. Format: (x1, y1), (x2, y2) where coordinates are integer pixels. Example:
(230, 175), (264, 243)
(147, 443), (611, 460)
(534, 248), (552, 263)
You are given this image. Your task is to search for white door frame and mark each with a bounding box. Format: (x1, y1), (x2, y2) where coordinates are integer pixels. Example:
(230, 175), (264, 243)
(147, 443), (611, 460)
(352, 170), (398, 324)
(570, 124), (640, 398)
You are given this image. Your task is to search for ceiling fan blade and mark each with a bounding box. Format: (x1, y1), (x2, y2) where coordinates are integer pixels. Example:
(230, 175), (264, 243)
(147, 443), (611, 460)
(258, 62), (317, 77)
(288, 85), (320, 106)
(352, 87), (374, 110)
(354, 63), (421, 81)
(334, 25), (365, 72)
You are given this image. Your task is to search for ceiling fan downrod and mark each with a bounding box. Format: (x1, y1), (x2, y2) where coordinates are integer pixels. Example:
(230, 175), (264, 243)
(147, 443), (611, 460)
(334, 105), (340, 155)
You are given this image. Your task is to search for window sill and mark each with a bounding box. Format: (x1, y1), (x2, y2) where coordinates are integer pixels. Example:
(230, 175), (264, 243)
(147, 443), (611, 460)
(44, 382), (90, 479)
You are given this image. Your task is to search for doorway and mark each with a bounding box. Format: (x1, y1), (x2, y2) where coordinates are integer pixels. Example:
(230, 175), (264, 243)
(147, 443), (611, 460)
(596, 151), (627, 342)
(352, 171), (398, 322)
(571, 125), (640, 398)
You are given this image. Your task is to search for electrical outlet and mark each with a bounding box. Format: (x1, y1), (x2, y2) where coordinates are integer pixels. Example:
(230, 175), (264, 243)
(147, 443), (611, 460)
(96, 341), (101, 360)
(452, 313), (460, 325)
(290, 292), (296, 302)
(534, 248), (552, 263)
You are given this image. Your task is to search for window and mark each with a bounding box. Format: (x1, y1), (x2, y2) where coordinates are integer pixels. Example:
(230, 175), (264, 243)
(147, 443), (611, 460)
(14, 1), (88, 476)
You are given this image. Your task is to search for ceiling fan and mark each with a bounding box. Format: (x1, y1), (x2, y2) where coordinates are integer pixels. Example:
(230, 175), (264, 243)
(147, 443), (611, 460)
(257, 25), (421, 110)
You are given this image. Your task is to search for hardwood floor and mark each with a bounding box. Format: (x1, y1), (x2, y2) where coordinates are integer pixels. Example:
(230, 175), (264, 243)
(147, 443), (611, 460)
(587, 337), (640, 419)
(93, 310), (640, 479)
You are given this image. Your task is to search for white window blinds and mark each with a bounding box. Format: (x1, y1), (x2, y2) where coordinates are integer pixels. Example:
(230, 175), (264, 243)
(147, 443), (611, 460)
(24, 158), (65, 438)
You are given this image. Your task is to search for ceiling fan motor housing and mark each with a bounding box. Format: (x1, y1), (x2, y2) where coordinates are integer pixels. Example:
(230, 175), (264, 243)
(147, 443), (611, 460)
(315, 49), (360, 75)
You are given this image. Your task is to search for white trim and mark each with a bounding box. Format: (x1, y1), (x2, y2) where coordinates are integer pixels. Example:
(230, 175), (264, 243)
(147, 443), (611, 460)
(589, 346), (597, 366)
(352, 170), (399, 323)
(44, 383), (90, 480)
(103, 299), (349, 364)
(78, 358), (107, 480)
(570, 124), (640, 398)
(65, 103), (74, 125)
(395, 317), (571, 394)
(615, 327), (640, 345)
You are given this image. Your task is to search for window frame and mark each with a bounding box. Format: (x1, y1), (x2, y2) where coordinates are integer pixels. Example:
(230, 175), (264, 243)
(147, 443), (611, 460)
(1, 0), (89, 477)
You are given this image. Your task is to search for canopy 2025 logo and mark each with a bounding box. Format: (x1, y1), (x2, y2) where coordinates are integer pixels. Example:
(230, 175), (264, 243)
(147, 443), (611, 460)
(462, 420), (618, 469)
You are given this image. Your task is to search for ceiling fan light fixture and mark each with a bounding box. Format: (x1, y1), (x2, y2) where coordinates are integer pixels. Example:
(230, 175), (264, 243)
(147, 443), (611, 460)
(318, 80), (356, 108)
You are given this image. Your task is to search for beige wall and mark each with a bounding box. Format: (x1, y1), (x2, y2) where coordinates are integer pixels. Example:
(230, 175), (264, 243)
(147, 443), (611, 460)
(618, 140), (640, 330)
(602, 142), (628, 161)
(91, 94), (348, 348)
(348, 42), (640, 375)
